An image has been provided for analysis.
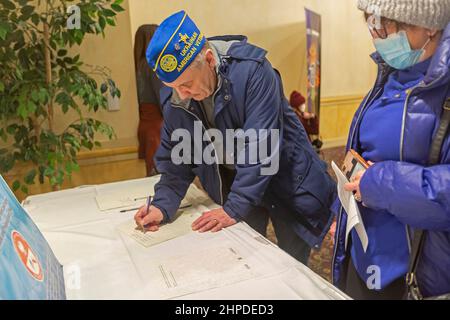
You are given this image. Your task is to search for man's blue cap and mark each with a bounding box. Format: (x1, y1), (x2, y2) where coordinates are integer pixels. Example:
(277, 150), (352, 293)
(146, 11), (206, 83)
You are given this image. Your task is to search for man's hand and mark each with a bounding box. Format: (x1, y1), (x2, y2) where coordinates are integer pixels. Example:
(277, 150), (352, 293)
(134, 205), (164, 232)
(191, 207), (237, 233)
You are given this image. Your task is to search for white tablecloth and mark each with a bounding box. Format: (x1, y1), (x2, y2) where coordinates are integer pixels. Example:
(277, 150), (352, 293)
(23, 176), (349, 300)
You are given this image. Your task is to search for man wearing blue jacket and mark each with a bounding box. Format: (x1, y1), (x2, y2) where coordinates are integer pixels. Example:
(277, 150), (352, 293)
(134, 11), (336, 263)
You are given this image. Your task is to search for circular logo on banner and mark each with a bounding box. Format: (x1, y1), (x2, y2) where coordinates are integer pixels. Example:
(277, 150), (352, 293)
(160, 54), (178, 72)
(11, 230), (44, 282)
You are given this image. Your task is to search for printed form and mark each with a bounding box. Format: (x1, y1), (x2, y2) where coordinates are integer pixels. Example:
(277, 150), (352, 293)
(116, 207), (201, 248)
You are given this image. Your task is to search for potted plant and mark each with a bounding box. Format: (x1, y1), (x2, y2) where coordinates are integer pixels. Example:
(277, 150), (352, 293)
(0, 0), (125, 193)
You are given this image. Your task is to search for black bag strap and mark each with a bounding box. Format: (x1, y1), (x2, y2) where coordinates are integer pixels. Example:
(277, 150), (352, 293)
(429, 98), (450, 164)
(406, 97), (450, 300)
(406, 229), (426, 300)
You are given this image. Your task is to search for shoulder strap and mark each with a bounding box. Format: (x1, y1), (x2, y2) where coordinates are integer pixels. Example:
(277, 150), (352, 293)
(406, 97), (450, 300)
(429, 98), (450, 164)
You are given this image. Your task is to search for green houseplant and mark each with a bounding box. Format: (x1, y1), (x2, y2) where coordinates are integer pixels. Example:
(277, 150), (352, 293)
(0, 0), (125, 193)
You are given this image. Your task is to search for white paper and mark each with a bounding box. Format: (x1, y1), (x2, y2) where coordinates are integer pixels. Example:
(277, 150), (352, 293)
(95, 183), (206, 212)
(95, 186), (154, 211)
(156, 245), (259, 298)
(331, 161), (368, 252)
(139, 224), (278, 299)
(116, 207), (201, 248)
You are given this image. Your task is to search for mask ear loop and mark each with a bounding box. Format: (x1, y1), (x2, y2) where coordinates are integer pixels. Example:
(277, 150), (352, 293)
(421, 37), (432, 51)
(416, 36), (432, 63)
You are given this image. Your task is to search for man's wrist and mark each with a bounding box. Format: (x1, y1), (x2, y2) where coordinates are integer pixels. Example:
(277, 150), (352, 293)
(223, 202), (242, 222)
(152, 204), (170, 224)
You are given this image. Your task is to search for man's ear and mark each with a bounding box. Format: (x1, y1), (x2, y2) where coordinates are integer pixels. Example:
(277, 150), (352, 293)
(205, 49), (216, 68)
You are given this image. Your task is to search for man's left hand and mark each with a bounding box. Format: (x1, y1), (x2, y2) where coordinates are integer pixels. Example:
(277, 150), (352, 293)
(191, 207), (237, 233)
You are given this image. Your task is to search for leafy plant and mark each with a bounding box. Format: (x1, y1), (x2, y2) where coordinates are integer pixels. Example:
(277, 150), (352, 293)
(0, 0), (125, 193)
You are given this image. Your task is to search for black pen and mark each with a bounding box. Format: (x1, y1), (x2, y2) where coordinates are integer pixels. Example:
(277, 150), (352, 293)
(120, 195), (152, 212)
(140, 196), (152, 232)
(119, 207), (140, 213)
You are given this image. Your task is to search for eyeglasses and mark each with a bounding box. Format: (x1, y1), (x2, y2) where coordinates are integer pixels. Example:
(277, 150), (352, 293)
(366, 15), (398, 39)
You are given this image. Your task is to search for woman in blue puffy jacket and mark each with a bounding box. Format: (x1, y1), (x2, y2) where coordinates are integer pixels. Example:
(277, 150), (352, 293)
(332, 0), (450, 299)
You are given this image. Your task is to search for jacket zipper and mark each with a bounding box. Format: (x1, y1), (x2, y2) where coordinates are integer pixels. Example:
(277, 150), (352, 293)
(349, 87), (382, 146)
(170, 75), (225, 206)
(330, 86), (381, 285)
(331, 206), (343, 285)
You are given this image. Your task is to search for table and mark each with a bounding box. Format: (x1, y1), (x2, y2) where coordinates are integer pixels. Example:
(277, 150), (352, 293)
(23, 176), (349, 300)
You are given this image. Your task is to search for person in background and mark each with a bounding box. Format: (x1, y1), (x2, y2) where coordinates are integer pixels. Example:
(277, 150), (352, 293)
(134, 24), (164, 176)
(332, 0), (450, 300)
(290, 90), (322, 152)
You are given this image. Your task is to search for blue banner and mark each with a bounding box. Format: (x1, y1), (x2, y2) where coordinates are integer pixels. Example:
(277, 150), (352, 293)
(0, 175), (65, 300)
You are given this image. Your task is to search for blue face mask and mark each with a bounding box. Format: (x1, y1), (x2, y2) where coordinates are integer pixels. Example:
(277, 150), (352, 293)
(373, 31), (430, 70)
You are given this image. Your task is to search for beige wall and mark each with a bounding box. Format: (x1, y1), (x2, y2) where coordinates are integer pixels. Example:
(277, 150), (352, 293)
(53, 0), (139, 148)
(51, 0), (377, 148)
(5, 0), (381, 197)
(128, 0), (377, 98)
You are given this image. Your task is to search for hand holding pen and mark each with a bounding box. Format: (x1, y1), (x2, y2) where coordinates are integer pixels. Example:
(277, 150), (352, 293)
(134, 196), (164, 233)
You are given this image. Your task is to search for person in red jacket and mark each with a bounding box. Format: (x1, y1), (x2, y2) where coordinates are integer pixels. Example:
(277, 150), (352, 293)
(134, 24), (164, 176)
(290, 90), (322, 151)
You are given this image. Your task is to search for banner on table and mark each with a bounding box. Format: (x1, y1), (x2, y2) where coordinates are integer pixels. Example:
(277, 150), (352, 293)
(0, 175), (66, 300)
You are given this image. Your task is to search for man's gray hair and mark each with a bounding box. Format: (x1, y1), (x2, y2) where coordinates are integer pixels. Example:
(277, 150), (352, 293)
(190, 41), (211, 68)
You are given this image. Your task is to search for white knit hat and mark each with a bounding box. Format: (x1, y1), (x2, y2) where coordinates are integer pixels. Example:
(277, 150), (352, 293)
(357, 0), (450, 30)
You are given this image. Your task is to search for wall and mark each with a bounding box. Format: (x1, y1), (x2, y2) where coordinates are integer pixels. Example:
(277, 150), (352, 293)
(53, 0), (378, 147)
(5, 156), (147, 202)
(3, 0), (380, 198)
(2, 0), (144, 199)
(128, 0), (377, 144)
(128, 0), (377, 98)
(53, 0), (140, 149)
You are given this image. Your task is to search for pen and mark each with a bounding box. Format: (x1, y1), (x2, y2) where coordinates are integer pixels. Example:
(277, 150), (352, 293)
(145, 196), (151, 215)
(141, 196), (152, 233)
(119, 207), (140, 213)
(119, 195), (152, 212)
(134, 196), (151, 201)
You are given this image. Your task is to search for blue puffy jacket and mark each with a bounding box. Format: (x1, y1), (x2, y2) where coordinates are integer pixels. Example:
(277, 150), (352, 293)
(332, 24), (450, 297)
(151, 35), (336, 248)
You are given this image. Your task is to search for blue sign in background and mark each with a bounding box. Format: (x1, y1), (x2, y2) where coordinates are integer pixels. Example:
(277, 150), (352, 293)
(0, 175), (66, 300)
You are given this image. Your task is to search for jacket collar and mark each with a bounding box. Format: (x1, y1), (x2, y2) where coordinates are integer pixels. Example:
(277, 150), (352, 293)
(207, 35), (267, 64)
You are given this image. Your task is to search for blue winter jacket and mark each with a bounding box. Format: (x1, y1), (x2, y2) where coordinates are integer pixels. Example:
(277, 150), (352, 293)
(151, 35), (336, 248)
(332, 24), (450, 297)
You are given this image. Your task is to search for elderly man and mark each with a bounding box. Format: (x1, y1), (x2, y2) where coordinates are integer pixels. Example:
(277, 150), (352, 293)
(134, 10), (336, 263)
